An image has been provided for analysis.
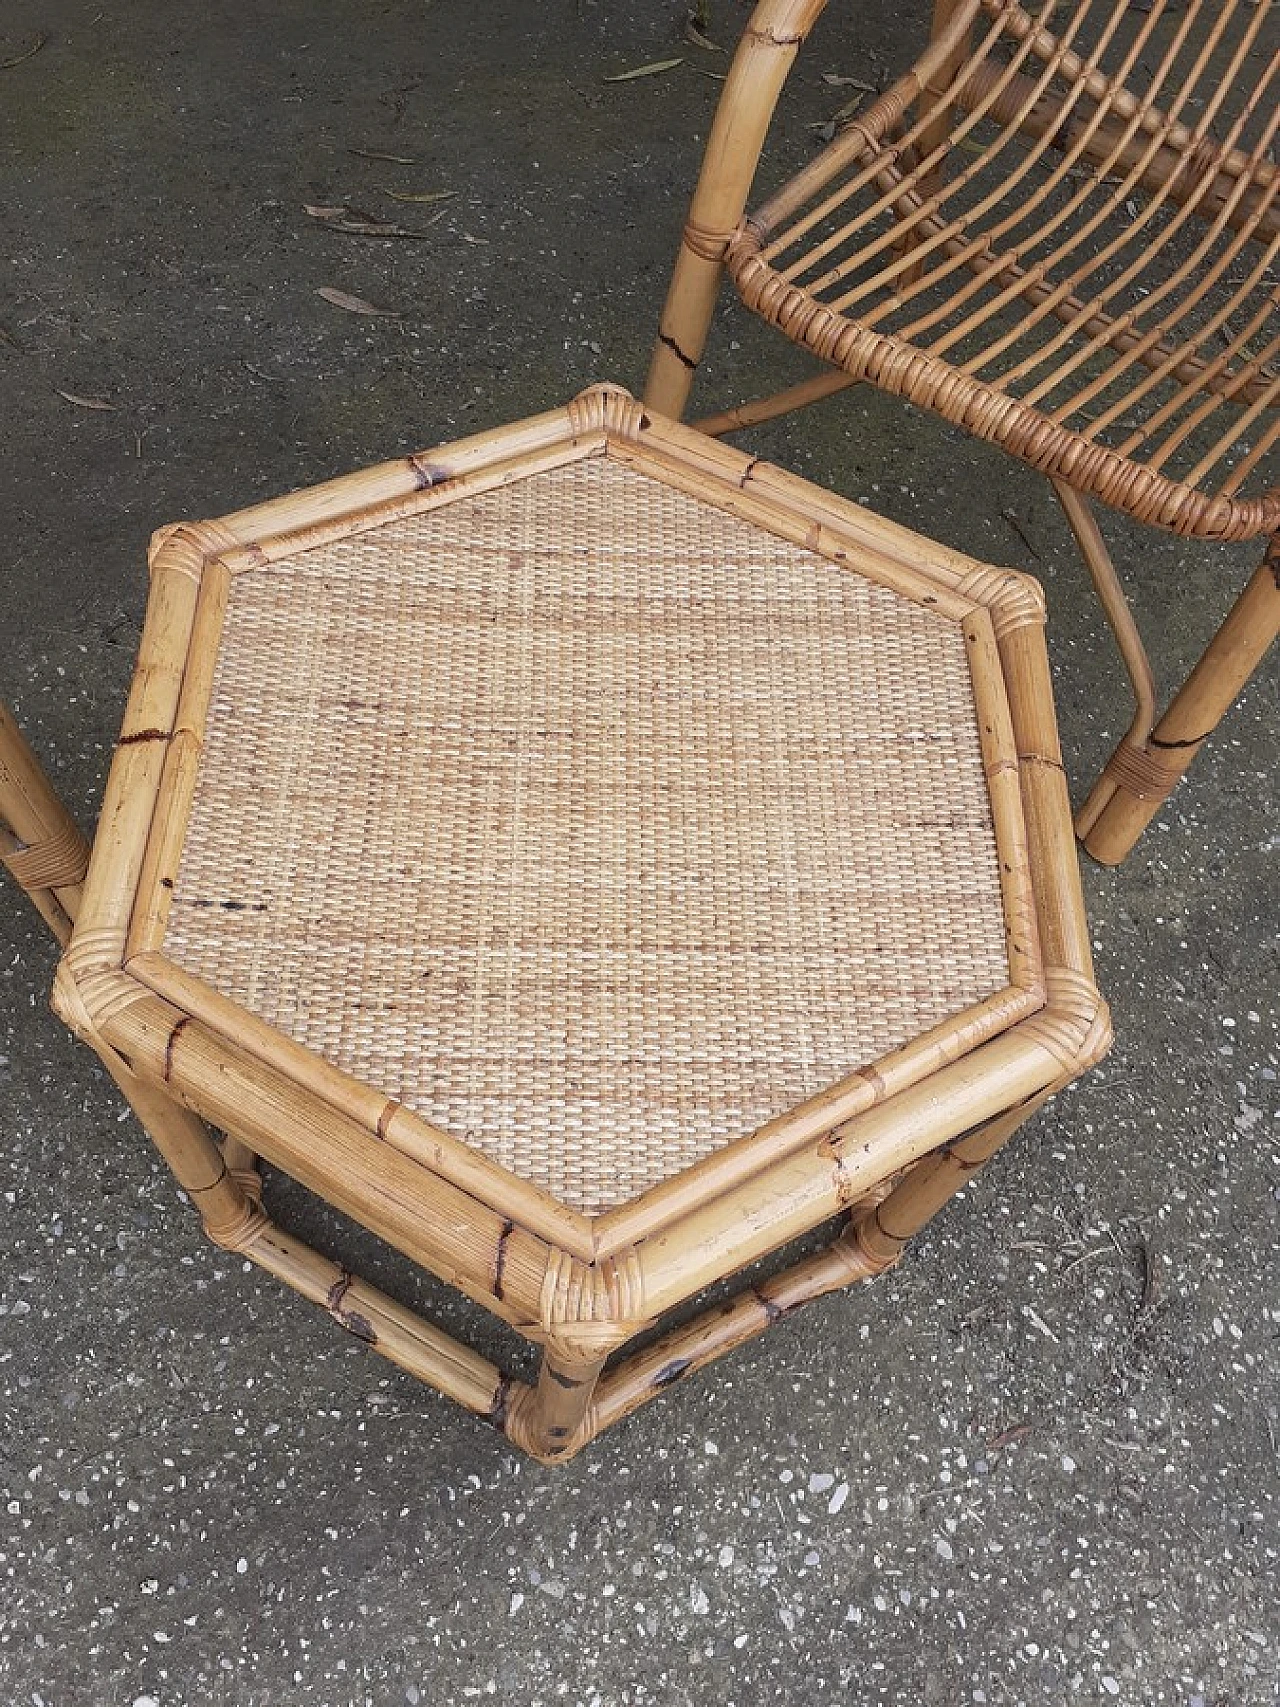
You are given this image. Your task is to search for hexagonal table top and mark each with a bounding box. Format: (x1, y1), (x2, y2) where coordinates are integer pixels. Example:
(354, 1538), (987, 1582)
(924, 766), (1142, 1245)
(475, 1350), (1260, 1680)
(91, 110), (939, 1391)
(153, 442), (1024, 1217)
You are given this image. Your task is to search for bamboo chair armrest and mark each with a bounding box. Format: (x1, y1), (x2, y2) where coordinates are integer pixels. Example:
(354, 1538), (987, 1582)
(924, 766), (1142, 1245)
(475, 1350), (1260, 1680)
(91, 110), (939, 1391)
(644, 0), (832, 414)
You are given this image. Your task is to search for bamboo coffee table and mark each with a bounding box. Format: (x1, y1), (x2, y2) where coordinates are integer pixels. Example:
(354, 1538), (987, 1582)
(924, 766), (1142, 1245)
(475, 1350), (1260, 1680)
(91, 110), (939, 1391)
(45, 385), (1109, 1462)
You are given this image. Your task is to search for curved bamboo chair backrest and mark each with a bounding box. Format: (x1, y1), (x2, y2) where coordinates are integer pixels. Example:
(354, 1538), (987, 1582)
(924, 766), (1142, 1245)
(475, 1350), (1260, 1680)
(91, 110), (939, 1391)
(736, 0), (1279, 537)
(650, 0), (1278, 542)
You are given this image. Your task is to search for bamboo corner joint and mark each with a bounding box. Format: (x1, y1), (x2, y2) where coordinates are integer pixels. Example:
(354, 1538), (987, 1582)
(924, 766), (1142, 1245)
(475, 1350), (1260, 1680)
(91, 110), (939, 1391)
(5, 385), (1110, 1463)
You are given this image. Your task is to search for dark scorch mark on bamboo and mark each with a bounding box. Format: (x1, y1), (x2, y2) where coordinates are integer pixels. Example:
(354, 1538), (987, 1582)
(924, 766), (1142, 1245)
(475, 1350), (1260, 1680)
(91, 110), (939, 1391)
(408, 457), (452, 491)
(163, 1015), (190, 1082)
(493, 1219), (515, 1301)
(658, 332), (697, 372)
(652, 1355), (693, 1389)
(486, 1375), (513, 1431)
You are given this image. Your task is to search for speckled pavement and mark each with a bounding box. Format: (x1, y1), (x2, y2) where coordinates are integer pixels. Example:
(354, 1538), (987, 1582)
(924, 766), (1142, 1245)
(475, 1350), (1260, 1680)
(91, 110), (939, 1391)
(0, 4), (1276, 1704)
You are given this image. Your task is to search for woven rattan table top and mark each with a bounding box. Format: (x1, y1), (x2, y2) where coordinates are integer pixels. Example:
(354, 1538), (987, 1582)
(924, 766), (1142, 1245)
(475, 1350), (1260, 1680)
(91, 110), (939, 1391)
(160, 453), (1014, 1215)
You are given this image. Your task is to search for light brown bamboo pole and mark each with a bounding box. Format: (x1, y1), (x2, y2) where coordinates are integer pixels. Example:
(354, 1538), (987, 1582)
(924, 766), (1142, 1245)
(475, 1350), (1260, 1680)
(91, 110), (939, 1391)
(593, 1082), (1054, 1446)
(917, 0), (977, 165)
(608, 436), (984, 619)
(126, 561), (231, 958)
(214, 399), (602, 548)
(1080, 542), (1280, 863)
(852, 1090), (1050, 1267)
(133, 952), (597, 1259)
(643, 0), (829, 420)
(1051, 477), (1160, 795)
(898, 0), (977, 284)
(509, 1345), (609, 1462)
(958, 59), (1280, 248)
(692, 368), (862, 437)
(992, 586), (1107, 1046)
(0, 700), (90, 945)
(589, 1217), (890, 1442)
(243, 1223), (521, 1428)
(589, 993), (1038, 1258)
(90, 1042), (262, 1251)
(634, 1028), (1057, 1322)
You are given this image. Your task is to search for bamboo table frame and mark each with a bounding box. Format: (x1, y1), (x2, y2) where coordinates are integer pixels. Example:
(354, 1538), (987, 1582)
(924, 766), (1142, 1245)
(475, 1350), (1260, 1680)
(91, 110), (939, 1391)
(2, 386), (1109, 1462)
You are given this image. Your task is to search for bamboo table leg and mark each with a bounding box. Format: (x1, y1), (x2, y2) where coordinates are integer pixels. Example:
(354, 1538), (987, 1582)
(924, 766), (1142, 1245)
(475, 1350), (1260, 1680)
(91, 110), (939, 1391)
(508, 1343), (609, 1463)
(849, 1091), (1050, 1268)
(1079, 542), (1280, 864)
(0, 698), (264, 1190)
(94, 1045), (265, 1253)
(587, 1096), (1051, 1455)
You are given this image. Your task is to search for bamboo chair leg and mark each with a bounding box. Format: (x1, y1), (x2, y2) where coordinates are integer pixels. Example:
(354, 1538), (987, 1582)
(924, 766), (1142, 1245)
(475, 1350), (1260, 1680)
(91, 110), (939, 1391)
(643, 0), (828, 420)
(1050, 479), (1160, 814)
(0, 699), (91, 947)
(898, 0), (976, 282)
(1077, 538), (1280, 864)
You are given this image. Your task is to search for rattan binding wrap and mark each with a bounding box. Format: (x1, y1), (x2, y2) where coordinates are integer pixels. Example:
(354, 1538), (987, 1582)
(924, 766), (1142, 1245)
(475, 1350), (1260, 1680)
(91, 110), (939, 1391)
(162, 458), (1010, 1213)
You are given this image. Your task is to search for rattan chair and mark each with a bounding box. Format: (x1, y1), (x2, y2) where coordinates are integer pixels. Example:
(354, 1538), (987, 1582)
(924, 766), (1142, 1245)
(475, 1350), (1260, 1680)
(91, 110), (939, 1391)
(1, 387), (1109, 1460)
(646, 0), (1279, 864)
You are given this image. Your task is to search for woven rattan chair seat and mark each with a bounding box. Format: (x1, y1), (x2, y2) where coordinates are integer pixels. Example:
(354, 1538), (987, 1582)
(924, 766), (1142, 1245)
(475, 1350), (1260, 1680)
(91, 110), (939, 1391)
(162, 456), (1011, 1214)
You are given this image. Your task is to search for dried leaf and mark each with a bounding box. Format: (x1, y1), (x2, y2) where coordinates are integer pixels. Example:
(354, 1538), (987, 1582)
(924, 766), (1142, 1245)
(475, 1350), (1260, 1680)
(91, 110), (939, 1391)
(683, 22), (721, 51)
(604, 57), (684, 83)
(317, 287), (399, 317)
(821, 73), (877, 93)
(334, 219), (428, 238)
(2, 34), (46, 69)
(304, 204), (430, 239)
(57, 389), (115, 410)
(383, 188), (458, 204)
(348, 147), (418, 164)
(810, 92), (864, 143)
(987, 1423), (1033, 1452)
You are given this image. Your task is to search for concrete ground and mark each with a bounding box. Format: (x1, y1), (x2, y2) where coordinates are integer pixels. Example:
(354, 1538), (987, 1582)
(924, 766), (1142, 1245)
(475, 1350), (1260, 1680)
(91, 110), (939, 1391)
(0, 3), (1275, 1703)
